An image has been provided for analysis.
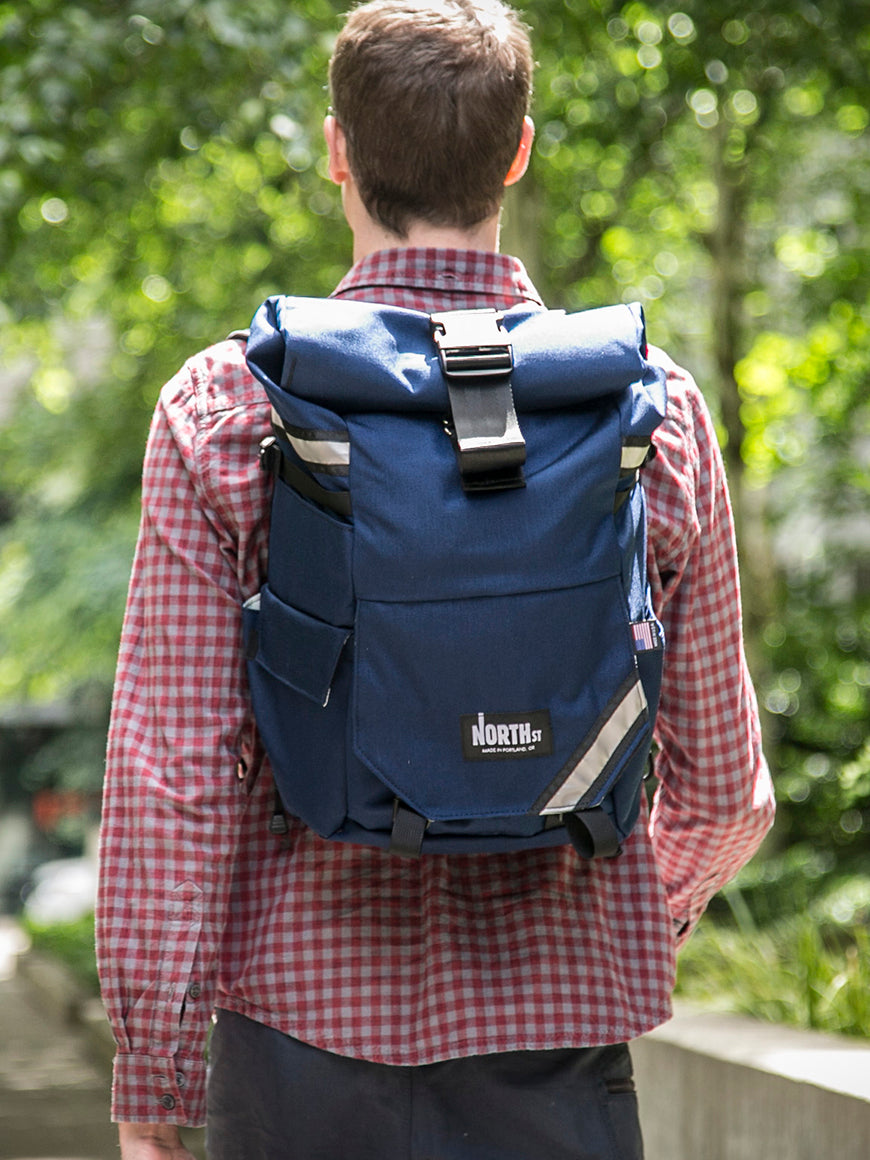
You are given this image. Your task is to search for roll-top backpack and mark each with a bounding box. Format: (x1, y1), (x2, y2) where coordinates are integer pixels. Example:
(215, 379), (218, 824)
(243, 296), (667, 858)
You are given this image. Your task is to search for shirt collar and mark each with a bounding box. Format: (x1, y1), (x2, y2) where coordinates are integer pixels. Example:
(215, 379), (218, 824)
(331, 247), (543, 307)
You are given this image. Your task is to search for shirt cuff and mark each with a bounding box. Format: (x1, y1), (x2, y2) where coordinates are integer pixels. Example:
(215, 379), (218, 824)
(111, 1051), (207, 1127)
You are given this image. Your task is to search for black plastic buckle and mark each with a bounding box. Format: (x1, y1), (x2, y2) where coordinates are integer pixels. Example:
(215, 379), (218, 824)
(431, 310), (526, 493)
(432, 309), (514, 378)
(258, 435), (281, 474)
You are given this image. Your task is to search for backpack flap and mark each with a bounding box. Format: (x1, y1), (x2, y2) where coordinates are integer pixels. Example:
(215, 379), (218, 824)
(346, 383), (653, 854)
(352, 581), (650, 836)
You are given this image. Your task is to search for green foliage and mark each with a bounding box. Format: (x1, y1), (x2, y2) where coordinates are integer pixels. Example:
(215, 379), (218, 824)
(760, 596), (870, 870)
(23, 911), (99, 996)
(680, 853), (870, 1036)
(1, 1), (869, 936)
(677, 911), (870, 1039)
(0, 0), (348, 711)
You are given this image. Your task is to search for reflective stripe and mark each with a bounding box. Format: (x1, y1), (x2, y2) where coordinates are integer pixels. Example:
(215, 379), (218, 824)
(620, 443), (649, 470)
(271, 407), (351, 469)
(289, 433), (351, 468)
(539, 679), (648, 815)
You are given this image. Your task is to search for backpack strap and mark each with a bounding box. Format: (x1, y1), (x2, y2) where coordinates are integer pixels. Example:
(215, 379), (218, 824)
(431, 309), (526, 493)
(563, 809), (623, 859)
(259, 435), (352, 519)
(614, 438), (657, 512)
(389, 800), (429, 857)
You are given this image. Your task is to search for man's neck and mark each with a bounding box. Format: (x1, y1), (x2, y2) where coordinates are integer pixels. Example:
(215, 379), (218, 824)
(348, 192), (501, 262)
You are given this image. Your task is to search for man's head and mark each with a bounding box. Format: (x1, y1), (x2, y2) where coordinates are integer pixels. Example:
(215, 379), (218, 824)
(328, 0), (534, 238)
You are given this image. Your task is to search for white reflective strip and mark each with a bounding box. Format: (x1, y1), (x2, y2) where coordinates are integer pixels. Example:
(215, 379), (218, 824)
(539, 680), (648, 814)
(621, 443), (649, 470)
(288, 433), (350, 467)
(271, 406), (350, 468)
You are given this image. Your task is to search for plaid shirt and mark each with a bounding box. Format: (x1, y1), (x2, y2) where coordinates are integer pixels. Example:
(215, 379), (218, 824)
(96, 248), (774, 1126)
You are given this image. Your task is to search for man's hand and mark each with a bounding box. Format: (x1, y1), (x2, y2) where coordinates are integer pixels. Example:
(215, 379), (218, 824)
(118, 1122), (198, 1160)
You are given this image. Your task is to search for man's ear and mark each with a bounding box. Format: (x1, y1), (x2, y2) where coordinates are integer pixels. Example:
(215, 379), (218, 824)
(504, 116), (535, 187)
(323, 114), (350, 184)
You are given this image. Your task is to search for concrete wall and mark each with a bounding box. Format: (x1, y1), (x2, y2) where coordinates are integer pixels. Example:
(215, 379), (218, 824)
(634, 1003), (870, 1160)
(12, 933), (870, 1160)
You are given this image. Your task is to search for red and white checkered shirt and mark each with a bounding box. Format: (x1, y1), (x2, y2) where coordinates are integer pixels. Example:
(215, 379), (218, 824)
(96, 248), (774, 1126)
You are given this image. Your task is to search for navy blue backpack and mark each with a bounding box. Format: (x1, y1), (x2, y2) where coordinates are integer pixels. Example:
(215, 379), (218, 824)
(243, 297), (667, 858)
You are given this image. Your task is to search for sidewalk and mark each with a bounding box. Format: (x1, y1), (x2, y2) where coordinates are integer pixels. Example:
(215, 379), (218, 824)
(0, 919), (117, 1160)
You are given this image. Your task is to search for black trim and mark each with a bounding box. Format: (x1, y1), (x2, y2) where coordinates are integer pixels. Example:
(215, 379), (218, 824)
(270, 416), (350, 447)
(389, 800), (428, 857)
(531, 672), (646, 815)
(259, 437), (352, 518)
(564, 807), (622, 859)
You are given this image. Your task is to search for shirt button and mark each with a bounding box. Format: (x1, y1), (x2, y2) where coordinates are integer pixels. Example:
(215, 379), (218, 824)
(188, 983), (201, 999)
(175, 1071), (186, 1089)
(159, 1094), (176, 1111)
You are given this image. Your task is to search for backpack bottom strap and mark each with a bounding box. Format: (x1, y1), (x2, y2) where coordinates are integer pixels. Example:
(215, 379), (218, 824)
(563, 808), (623, 859)
(390, 801), (429, 858)
(387, 801), (622, 859)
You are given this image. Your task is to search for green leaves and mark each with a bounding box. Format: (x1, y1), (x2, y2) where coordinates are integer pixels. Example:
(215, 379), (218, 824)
(0, 0), (347, 721)
(0, 2), (868, 878)
(677, 911), (870, 1038)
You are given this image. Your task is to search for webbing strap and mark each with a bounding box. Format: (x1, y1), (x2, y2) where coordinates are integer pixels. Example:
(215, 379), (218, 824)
(564, 808), (623, 859)
(389, 801), (428, 857)
(431, 310), (526, 493)
(259, 436), (352, 518)
(614, 440), (656, 511)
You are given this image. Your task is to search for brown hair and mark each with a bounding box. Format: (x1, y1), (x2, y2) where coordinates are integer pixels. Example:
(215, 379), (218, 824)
(329, 0), (534, 237)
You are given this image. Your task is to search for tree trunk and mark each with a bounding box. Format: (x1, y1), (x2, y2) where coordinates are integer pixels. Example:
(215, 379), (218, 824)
(708, 122), (777, 680)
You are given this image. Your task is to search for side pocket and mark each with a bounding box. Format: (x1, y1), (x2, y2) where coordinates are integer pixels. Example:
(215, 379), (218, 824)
(245, 585), (350, 707)
(267, 475), (354, 628)
(601, 616), (664, 840)
(242, 588), (352, 838)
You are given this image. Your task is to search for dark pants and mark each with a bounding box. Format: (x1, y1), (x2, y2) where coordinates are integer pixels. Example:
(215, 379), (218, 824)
(206, 1009), (644, 1160)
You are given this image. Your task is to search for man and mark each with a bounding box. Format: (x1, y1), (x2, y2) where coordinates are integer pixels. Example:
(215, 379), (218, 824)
(96, 2), (774, 1158)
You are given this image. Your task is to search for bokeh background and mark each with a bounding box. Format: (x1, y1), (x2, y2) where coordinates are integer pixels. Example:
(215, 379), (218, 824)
(1, 0), (868, 1035)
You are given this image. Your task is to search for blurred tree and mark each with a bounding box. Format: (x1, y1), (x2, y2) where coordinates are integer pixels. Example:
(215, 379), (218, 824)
(518, 1), (869, 627)
(0, 0), (344, 697)
(0, 1), (868, 880)
(0, 0), (348, 823)
(514, 1), (870, 888)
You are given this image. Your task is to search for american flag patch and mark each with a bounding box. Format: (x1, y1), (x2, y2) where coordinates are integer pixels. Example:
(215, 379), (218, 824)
(632, 619), (664, 651)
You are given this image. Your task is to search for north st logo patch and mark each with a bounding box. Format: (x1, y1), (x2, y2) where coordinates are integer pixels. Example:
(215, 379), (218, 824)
(461, 710), (554, 761)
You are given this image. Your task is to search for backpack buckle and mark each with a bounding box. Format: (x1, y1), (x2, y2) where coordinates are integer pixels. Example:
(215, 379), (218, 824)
(431, 308), (514, 378)
(431, 310), (526, 493)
